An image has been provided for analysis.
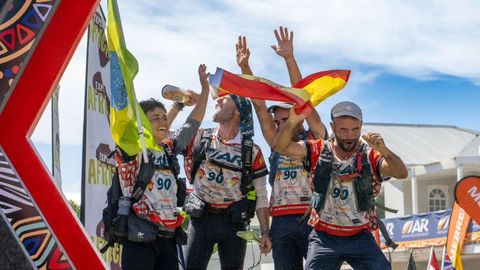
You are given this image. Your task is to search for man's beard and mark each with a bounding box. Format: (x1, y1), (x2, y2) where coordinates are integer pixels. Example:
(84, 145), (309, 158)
(212, 108), (233, 123)
(335, 136), (359, 152)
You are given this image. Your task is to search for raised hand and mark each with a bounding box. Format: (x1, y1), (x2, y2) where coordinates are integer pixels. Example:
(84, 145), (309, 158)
(183, 90), (198, 106)
(271, 26), (294, 60)
(184, 64), (209, 107)
(236, 35), (250, 68)
(362, 132), (388, 154)
(288, 107), (306, 125)
(363, 132), (408, 179)
(198, 63), (209, 90)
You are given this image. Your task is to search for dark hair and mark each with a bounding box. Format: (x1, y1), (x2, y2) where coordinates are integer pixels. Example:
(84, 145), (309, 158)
(139, 98), (166, 114)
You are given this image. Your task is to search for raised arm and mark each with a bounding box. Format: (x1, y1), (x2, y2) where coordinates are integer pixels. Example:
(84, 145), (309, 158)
(236, 36), (253, 76)
(272, 108), (308, 161)
(172, 65), (210, 154)
(272, 26), (327, 139)
(271, 26), (302, 85)
(166, 90), (199, 130)
(186, 64), (210, 122)
(362, 133), (408, 179)
(236, 35), (277, 147)
(305, 110), (327, 139)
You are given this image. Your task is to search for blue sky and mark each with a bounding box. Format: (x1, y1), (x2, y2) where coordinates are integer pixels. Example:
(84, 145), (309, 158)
(30, 0), (480, 202)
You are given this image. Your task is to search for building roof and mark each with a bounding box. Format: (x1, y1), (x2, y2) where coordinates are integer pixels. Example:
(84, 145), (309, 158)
(361, 123), (479, 166)
(459, 135), (480, 156)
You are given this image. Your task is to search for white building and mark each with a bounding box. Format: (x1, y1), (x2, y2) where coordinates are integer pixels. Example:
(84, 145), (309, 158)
(362, 123), (480, 218)
(362, 123), (480, 269)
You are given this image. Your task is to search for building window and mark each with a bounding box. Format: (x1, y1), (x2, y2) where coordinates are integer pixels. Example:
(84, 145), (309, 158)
(428, 187), (447, 212)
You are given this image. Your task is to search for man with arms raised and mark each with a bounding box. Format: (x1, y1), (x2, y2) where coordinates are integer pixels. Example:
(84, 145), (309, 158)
(236, 27), (327, 270)
(183, 76), (272, 269)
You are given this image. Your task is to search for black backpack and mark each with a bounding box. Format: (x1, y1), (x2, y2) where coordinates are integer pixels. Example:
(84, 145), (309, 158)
(100, 167), (122, 253)
(100, 144), (185, 253)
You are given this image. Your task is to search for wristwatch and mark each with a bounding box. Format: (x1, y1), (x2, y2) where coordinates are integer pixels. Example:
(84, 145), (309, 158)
(174, 101), (185, 111)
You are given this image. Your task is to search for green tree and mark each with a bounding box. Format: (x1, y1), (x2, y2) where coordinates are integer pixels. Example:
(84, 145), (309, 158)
(68, 199), (81, 218)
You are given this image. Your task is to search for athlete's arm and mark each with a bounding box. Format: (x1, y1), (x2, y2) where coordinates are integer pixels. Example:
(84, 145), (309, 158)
(362, 133), (408, 179)
(253, 175), (272, 254)
(273, 108), (308, 160)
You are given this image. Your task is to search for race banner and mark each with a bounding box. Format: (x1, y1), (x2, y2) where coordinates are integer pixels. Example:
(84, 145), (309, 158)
(379, 208), (480, 250)
(445, 202), (471, 264)
(455, 175), (480, 225)
(52, 85), (62, 188)
(81, 5), (121, 268)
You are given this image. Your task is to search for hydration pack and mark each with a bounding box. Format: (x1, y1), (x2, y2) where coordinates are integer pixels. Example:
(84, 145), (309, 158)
(188, 129), (256, 222)
(100, 142), (185, 253)
(309, 141), (393, 213)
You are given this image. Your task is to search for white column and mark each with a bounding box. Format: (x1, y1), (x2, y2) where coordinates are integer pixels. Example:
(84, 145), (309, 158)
(410, 167), (418, 214)
(457, 164), (464, 182)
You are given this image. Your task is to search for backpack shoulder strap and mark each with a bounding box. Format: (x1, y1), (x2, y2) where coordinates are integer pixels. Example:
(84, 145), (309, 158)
(312, 140), (334, 193)
(131, 150), (155, 202)
(240, 136), (254, 196)
(190, 128), (213, 182)
(268, 151), (280, 186)
(159, 140), (180, 180)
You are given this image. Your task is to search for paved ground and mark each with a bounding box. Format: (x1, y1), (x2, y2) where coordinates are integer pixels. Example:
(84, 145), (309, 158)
(206, 243), (274, 270)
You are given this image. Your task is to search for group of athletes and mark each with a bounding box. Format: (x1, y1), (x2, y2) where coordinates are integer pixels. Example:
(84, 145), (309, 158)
(111, 26), (408, 270)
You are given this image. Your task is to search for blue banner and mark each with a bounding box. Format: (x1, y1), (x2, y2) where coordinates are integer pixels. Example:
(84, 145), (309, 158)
(380, 209), (480, 248)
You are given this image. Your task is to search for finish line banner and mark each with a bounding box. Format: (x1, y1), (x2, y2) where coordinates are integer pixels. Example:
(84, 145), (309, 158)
(379, 209), (480, 250)
(81, 5), (122, 268)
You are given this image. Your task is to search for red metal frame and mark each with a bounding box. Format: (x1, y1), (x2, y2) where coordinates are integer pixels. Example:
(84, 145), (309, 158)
(0, 0), (105, 269)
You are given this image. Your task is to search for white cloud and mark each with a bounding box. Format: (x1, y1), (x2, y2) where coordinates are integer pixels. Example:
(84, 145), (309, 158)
(32, 0), (480, 162)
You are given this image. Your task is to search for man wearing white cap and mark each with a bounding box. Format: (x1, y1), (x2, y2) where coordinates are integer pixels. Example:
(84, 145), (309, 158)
(236, 27), (327, 270)
(273, 101), (408, 270)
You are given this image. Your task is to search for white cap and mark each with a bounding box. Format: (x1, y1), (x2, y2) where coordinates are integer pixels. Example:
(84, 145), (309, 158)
(330, 101), (362, 121)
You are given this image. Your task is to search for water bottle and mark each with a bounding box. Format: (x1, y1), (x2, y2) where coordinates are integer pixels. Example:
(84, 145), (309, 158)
(114, 196), (131, 238)
(161, 84), (191, 103)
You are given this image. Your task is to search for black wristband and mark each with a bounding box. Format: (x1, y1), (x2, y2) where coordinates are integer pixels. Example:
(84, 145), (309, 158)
(261, 229), (270, 236)
(174, 101), (185, 111)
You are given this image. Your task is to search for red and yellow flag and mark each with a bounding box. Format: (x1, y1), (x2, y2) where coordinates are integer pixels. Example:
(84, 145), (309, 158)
(209, 68), (350, 109)
(293, 70), (350, 106)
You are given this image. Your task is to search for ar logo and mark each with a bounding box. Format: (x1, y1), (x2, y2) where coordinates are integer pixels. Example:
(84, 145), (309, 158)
(210, 150), (242, 167)
(402, 219), (429, 235)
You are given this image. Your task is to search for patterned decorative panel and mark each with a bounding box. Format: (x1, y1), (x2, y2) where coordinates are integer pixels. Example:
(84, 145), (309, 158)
(0, 0), (106, 268)
(0, 148), (73, 269)
(0, 0), (57, 109)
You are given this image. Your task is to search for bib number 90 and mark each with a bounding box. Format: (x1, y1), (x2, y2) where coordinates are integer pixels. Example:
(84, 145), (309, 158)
(157, 177), (172, 190)
(207, 171), (224, 184)
(332, 187), (349, 200)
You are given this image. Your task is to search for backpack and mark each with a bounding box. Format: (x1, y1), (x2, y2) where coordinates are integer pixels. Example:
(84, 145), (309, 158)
(188, 129), (256, 222)
(100, 143), (184, 253)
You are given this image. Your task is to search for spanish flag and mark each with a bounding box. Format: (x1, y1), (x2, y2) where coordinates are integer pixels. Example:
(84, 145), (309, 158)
(209, 68), (350, 108)
(107, 0), (158, 156)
